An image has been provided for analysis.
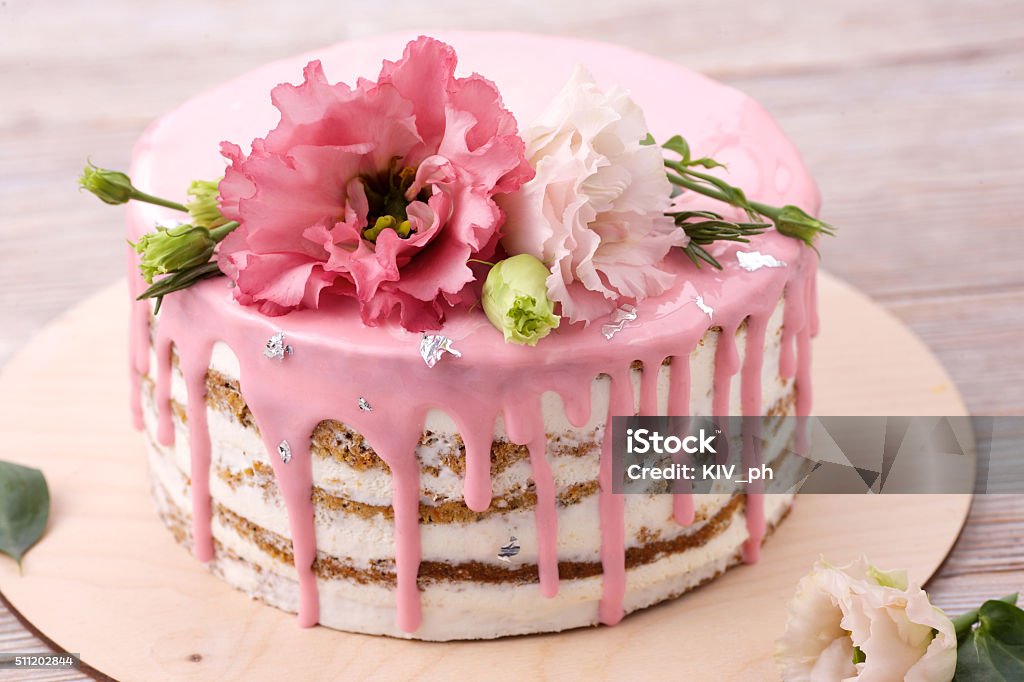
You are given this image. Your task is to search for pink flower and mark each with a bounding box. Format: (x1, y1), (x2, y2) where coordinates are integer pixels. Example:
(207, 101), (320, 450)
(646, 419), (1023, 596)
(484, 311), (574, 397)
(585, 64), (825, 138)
(217, 37), (533, 331)
(501, 67), (686, 325)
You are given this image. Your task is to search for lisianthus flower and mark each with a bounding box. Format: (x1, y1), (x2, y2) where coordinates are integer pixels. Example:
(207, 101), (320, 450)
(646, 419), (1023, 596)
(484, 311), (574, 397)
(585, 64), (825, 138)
(216, 37), (533, 331)
(775, 557), (956, 682)
(482, 254), (560, 346)
(500, 66), (687, 325)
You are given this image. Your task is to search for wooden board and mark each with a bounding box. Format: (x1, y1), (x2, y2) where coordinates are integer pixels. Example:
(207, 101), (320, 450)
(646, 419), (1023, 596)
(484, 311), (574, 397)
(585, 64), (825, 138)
(0, 273), (971, 681)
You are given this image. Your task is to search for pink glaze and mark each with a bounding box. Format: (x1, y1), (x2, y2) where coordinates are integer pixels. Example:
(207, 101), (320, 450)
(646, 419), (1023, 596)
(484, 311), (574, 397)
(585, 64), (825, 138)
(504, 401), (560, 598)
(126, 31), (821, 633)
(598, 370), (633, 625)
(741, 315), (769, 563)
(667, 356), (695, 525)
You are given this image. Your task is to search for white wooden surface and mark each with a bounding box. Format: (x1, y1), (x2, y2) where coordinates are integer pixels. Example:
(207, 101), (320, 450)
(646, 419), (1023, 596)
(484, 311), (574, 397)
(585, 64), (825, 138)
(1, 1), (1022, 679)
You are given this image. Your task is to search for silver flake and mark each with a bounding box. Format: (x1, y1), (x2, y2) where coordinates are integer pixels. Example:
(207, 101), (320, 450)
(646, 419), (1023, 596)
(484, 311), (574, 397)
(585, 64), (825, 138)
(277, 440), (292, 464)
(497, 536), (521, 563)
(419, 334), (462, 368)
(694, 295), (714, 319)
(358, 397), (373, 412)
(736, 250), (786, 272)
(601, 304), (639, 341)
(264, 332), (293, 360)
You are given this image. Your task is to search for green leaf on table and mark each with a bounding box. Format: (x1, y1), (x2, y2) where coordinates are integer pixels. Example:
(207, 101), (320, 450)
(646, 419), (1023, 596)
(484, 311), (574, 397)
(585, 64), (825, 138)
(955, 599), (1024, 681)
(0, 461), (50, 569)
(954, 593), (1018, 643)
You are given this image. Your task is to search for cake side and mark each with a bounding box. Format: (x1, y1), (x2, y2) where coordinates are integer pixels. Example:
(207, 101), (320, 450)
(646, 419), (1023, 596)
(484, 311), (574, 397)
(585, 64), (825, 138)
(139, 297), (803, 639)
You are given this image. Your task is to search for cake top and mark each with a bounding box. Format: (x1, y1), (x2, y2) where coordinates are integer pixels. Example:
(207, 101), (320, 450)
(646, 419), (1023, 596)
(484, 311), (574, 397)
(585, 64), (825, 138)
(100, 31), (826, 365)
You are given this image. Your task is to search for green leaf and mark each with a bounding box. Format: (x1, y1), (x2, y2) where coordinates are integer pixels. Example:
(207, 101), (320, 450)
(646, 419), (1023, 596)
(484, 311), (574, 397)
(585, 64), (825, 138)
(0, 461), (50, 569)
(687, 156), (728, 171)
(138, 260), (224, 313)
(661, 135), (691, 162)
(955, 594), (1018, 643)
(955, 599), (1024, 681)
(682, 242), (723, 270)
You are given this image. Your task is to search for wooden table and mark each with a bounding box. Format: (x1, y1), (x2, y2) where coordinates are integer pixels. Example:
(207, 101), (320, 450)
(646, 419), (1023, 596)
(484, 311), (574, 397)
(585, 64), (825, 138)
(1, 1), (1021, 679)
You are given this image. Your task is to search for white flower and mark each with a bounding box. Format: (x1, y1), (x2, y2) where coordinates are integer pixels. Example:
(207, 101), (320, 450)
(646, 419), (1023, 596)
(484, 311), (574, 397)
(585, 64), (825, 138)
(775, 557), (956, 682)
(500, 66), (687, 325)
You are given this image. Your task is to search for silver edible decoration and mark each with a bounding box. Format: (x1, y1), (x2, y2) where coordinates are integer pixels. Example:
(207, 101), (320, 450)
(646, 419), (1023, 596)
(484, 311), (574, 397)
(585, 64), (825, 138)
(694, 295), (714, 319)
(736, 250), (786, 272)
(264, 332), (293, 360)
(419, 334), (462, 368)
(277, 440), (292, 464)
(601, 304), (639, 341)
(497, 536), (521, 563)
(358, 397), (373, 412)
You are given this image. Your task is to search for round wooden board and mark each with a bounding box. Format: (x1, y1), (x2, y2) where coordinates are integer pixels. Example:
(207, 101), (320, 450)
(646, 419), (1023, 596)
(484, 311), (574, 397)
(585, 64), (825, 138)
(0, 274), (970, 681)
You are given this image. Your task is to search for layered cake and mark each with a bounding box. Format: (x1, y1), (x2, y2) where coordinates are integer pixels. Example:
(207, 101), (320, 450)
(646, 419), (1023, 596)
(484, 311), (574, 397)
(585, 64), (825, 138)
(120, 32), (823, 640)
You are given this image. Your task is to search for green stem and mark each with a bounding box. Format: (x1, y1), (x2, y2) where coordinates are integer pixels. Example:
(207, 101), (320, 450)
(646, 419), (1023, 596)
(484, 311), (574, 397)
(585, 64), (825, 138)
(129, 190), (188, 212)
(208, 221), (240, 243)
(953, 593), (1018, 642)
(666, 168), (780, 221)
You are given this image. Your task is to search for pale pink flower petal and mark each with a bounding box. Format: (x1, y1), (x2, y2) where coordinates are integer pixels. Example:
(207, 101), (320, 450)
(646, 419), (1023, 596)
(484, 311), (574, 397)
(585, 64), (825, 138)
(499, 66), (686, 325)
(775, 557), (956, 682)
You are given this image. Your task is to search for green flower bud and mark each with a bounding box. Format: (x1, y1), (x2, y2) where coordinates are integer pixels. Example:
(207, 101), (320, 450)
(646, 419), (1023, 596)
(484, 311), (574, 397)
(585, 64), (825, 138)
(185, 178), (227, 229)
(482, 254), (560, 346)
(773, 205), (836, 248)
(79, 163), (137, 205)
(131, 224), (216, 284)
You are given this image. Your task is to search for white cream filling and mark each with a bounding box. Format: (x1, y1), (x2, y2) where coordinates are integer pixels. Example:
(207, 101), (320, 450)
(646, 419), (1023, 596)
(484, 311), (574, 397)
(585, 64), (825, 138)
(145, 392), (795, 572)
(149, 450), (793, 640)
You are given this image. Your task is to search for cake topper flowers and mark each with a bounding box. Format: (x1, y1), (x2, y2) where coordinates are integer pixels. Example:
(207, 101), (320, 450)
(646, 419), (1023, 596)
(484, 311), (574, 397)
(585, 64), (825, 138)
(81, 37), (532, 331)
(498, 67), (835, 327)
(80, 35), (833, 344)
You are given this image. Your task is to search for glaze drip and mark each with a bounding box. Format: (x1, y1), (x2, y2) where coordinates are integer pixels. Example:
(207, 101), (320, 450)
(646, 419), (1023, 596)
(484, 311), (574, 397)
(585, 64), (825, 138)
(597, 369), (633, 625)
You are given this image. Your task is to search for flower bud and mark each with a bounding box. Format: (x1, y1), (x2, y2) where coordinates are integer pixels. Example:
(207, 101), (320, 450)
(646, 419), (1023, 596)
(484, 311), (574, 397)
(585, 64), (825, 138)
(131, 224), (216, 283)
(774, 205), (836, 248)
(79, 163), (137, 205)
(185, 178), (227, 229)
(482, 254), (560, 346)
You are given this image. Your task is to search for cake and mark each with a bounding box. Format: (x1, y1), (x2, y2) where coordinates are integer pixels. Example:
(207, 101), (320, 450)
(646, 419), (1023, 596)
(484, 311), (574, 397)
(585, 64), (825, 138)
(118, 31), (823, 640)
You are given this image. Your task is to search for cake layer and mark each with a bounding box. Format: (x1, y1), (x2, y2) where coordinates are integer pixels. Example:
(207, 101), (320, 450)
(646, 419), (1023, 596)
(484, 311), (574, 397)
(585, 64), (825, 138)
(147, 436), (795, 640)
(142, 374), (797, 570)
